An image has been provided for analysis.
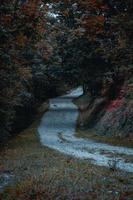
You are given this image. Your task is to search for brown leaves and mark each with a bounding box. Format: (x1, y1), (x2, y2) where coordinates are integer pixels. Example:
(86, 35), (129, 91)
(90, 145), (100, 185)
(21, 0), (40, 17)
(16, 33), (28, 47)
(36, 41), (53, 60)
(18, 67), (32, 80)
(84, 15), (105, 35)
(63, 9), (69, 17)
(1, 15), (12, 25)
(79, 0), (108, 12)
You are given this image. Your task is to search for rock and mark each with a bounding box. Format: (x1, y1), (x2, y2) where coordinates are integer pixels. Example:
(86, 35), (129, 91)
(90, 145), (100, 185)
(95, 98), (133, 137)
(76, 83), (133, 138)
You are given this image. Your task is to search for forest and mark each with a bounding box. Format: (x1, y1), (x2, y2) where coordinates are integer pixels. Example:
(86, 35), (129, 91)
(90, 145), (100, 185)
(0, 0), (133, 142)
(0, 0), (133, 199)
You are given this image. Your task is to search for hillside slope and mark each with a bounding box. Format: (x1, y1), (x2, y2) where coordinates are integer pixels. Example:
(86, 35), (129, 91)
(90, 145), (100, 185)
(75, 82), (133, 140)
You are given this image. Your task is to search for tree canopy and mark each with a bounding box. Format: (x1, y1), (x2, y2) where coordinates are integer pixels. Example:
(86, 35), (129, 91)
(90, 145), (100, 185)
(0, 0), (133, 142)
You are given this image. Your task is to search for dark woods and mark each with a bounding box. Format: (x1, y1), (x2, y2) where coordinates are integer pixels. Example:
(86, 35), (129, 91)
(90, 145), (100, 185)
(0, 0), (133, 143)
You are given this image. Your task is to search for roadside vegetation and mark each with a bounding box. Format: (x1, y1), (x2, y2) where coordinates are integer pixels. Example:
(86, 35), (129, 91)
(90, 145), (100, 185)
(0, 119), (133, 200)
(1, 0), (133, 143)
(0, 1), (133, 199)
(76, 129), (133, 148)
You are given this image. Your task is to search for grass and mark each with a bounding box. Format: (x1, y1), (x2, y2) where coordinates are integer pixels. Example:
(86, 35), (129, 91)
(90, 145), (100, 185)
(0, 120), (133, 199)
(0, 100), (133, 199)
(76, 128), (133, 148)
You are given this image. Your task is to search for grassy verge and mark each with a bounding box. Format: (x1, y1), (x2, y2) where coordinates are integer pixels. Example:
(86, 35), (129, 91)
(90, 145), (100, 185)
(76, 129), (133, 148)
(0, 94), (133, 200)
(0, 118), (133, 199)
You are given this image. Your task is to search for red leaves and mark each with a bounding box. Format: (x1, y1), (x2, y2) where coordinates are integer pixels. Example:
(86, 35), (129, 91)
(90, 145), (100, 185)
(84, 15), (105, 36)
(107, 87), (125, 112)
(107, 99), (124, 112)
(79, 0), (108, 12)
(78, 0), (108, 38)
(21, 0), (40, 18)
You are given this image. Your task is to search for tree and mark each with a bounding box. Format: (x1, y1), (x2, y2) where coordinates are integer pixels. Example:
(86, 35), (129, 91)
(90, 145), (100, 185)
(49, 0), (132, 94)
(0, 0), (49, 142)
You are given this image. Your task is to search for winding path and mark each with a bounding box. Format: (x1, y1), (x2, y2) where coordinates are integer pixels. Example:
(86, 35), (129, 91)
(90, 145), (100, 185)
(38, 87), (133, 173)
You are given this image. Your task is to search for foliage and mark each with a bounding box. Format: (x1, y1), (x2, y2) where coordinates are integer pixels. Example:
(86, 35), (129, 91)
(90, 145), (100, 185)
(49, 0), (133, 93)
(0, 0), (52, 142)
(0, 0), (133, 142)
